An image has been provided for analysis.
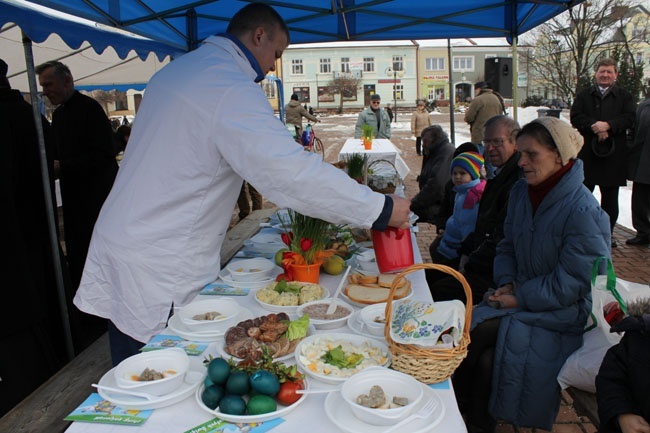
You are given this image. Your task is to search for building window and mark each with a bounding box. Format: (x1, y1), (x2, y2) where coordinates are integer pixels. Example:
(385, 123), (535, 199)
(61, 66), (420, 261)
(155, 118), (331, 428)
(292, 59), (303, 75)
(425, 58), (445, 71)
(341, 57), (350, 73)
(393, 84), (404, 101)
(292, 87), (310, 103)
(453, 56), (474, 71)
(363, 57), (375, 72)
(320, 58), (331, 74)
(427, 86), (445, 100)
(636, 52), (643, 64)
(392, 55), (404, 71)
(261, 79), (276, 98)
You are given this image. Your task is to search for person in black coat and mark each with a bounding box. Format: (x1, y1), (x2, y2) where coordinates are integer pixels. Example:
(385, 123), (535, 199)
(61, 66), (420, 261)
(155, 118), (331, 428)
(410, 125), (455, 224)
(570, 58), (636, 247)
(596, 298), (650, 433)
(0, 59), (67, 415)
(427, 116), (523, 303)
(36, 60), (117, 351)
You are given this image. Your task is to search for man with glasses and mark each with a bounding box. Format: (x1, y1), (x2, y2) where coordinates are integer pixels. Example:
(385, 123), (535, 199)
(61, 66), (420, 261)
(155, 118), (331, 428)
(427, 115), (523, 304)
(354, 93), (391, 139)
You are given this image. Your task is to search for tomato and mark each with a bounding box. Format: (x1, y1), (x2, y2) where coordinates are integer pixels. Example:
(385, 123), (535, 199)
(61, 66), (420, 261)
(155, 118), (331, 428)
(276, 273), (291, 282)
(277, 380), (303, 406)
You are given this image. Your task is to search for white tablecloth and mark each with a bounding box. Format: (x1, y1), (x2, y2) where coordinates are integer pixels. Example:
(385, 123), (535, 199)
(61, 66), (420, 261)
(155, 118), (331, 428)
(338, 138), (410, 180)
(66, 230), (466, 433)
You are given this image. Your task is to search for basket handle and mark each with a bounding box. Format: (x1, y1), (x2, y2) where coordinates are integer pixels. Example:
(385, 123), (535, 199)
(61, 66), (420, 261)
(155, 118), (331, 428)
(365, 158), (403, 188)
(383, 264), (473, 345)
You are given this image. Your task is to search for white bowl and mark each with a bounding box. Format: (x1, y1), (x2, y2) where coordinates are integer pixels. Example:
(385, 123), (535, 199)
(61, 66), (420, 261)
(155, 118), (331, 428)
(294, 333), (390, 384)
(225, 258), (276, 282)
(359, 303), (388, 336)
(176, 298), (240, 331)
(340, 366), (424, 426)
(255, 283), (330, 313)
(354, 249), (379, 273)
(296, 299), (354, 330)
(114, 348), (190, 396)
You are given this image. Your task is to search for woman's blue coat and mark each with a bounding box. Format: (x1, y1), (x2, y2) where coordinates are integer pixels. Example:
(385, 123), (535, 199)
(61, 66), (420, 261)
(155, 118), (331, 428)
(471, 159), (611, 429)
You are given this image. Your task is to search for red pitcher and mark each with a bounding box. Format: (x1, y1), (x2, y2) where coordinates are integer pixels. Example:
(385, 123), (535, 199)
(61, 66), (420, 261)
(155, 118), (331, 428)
(371, 227), (414, 273)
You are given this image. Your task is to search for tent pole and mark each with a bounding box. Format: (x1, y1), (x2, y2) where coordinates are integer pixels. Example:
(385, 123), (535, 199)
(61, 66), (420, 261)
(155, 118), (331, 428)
(447, 39), (455, 146)
(512, 36), (518, 122)
(22, 32), (75, 361)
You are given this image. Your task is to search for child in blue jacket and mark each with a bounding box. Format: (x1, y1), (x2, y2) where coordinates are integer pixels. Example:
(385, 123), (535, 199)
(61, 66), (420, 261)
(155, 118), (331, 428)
(435, 151), (486, 264)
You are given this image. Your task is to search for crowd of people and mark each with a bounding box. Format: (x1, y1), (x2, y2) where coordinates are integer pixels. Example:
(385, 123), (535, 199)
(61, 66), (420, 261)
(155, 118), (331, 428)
(2, 2), (649, 430)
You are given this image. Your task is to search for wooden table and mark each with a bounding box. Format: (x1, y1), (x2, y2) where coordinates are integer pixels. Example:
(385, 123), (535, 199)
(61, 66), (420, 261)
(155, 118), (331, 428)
(338, 138), (410, 180)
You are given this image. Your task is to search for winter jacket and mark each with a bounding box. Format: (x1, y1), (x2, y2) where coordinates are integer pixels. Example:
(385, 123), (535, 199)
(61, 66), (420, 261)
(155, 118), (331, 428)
(472, 159), (611, 429)
(354, 106), (391, 139)
(410, 136), (455, 223)
(285, 99), (318, 130)
(410, 107), (431, 137)
(437, 179), (486, 259)
(570, 84), (636, 186)
(596, 298), (650, 433)
(628, 98), (650, 184)
(461, 152), (523, 278)
(464, 89), (504, 144)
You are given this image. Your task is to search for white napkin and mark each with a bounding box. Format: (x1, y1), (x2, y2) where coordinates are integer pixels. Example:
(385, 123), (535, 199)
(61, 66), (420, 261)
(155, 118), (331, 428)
(389, 299), (465, 348)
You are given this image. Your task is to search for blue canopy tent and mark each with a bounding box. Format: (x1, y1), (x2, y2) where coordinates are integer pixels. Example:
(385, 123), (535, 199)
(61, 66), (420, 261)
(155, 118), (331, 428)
(19, 0), (582, 51)
(3, 0), (584, 361)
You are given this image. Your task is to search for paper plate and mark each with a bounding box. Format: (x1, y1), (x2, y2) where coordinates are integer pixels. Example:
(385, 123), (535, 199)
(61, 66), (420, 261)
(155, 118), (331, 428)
(255, 285), (330, 314)
(167, 308), (254, 342)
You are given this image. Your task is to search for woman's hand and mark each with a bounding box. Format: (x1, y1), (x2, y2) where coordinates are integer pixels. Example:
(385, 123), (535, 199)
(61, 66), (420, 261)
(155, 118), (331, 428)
(488, 284), (517, 309)
(618, 414), (650, 433)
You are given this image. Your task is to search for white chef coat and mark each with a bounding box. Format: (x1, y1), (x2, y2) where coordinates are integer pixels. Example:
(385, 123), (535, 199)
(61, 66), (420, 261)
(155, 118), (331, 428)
(74, 36), (385, 343)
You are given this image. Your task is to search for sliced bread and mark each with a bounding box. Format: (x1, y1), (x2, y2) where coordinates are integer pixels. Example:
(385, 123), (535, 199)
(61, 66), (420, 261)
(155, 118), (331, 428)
(345, 280), (411, 304)
(377, 273), (408, 289)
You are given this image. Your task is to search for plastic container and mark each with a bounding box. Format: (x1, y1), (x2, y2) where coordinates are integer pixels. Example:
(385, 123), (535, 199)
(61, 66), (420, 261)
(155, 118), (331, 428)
(371, 227), (414, 273)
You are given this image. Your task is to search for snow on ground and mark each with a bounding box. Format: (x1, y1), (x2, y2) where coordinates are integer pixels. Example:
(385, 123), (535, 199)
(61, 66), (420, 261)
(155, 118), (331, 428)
(316, 107), (633, 230)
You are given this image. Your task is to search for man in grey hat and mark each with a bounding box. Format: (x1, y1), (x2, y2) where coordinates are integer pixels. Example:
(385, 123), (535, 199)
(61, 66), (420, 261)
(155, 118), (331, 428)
(354, 93), (391, 139)
(570, 58), (636, 247)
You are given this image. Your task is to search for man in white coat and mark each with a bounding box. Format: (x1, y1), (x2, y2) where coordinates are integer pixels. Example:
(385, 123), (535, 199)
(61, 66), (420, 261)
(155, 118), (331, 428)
(74, 3), (411, 364)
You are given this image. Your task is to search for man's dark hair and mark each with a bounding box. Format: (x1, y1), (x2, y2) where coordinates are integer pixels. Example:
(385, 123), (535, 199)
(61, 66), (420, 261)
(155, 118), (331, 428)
(35, 60), (73, 80)
(226, 3), (290, 44)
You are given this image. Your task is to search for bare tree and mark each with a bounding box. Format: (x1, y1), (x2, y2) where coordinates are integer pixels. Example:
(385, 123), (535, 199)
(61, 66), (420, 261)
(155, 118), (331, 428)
(89, 89), (125, 114)
(523, 0), (639, 101)
(324, 74), (362, 113)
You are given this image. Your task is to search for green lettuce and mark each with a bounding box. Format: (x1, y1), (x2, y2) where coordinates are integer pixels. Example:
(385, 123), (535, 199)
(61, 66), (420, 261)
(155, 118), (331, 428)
(283, 314), (310, 341)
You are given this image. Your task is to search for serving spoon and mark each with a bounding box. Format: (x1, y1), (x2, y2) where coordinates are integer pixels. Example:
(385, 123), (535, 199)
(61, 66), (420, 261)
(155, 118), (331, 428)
(91, 384), (156, 400)
(326, 265), (351, 315)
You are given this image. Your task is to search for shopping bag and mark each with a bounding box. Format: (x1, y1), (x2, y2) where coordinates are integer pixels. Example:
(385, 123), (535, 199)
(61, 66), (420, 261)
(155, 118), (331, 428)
(557, 257), (649, 393)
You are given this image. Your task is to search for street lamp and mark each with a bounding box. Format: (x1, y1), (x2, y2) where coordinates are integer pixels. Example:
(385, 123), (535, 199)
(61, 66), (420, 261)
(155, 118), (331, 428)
(385, 63), (405, 122)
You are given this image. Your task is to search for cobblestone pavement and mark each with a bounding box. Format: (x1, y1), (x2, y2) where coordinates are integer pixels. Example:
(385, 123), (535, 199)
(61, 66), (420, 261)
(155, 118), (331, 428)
(241, 110), (649, 432)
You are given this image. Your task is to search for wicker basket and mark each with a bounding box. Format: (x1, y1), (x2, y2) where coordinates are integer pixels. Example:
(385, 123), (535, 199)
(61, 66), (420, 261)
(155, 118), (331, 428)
(366, 159), (401, 194)
(383, 263), (473, 384)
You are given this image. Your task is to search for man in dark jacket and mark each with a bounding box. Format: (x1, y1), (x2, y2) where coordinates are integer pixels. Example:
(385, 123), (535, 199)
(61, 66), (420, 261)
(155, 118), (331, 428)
(427, 115), (523, 303)
(36, 60), (117, 350)
(570, 58), (636, 247)
(596, 298), (650, 433)
(0, 58), (66, 415)
(626, 84), (650, 246)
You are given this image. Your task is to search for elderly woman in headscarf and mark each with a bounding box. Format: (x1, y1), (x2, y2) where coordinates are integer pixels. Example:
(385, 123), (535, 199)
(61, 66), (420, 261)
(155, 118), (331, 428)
(409, 124), (455, 224)
(453, 117), (611, 433)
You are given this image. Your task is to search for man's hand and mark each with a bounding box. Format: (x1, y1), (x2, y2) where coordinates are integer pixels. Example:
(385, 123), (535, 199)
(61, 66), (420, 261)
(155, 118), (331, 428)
(618, 414), (650, 433)
(387, 195), (411, 229)
(591, 121), (611, 134)
(597, 131), (609, 141)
